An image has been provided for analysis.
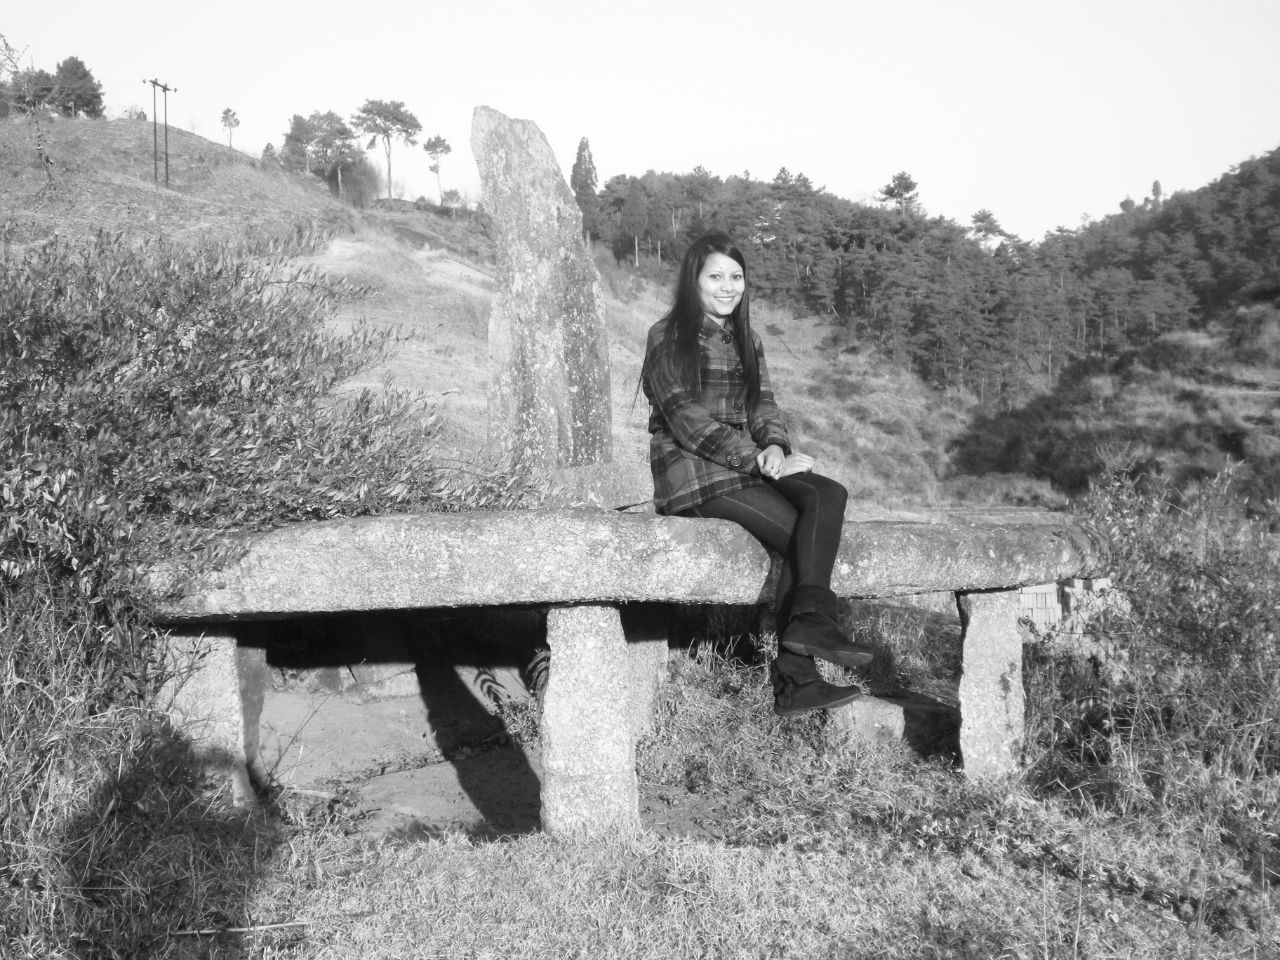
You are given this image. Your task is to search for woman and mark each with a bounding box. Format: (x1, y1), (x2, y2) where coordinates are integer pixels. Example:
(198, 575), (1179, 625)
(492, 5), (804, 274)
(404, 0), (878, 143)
(642, 232), (874, 716)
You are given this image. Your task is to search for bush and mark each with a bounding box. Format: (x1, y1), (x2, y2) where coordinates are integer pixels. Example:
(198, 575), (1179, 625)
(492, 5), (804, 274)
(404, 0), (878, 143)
(1026, 466), (1280, 871)
(0, 229), (537, 952)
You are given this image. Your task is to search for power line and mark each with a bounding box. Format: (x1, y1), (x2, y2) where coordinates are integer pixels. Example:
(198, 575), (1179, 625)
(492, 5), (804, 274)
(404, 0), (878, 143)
(142, 78), (177, 186)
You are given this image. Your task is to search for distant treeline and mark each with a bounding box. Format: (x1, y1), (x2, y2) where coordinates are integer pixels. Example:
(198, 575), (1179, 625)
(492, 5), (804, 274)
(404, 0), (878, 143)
(575, 143), (1280, 409)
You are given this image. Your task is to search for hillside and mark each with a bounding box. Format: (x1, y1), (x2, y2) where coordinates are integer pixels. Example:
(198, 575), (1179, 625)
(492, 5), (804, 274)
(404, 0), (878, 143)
(1, 114), (981, 508)
(0, 115), (352, 245)
(949, 322), (1280, 516)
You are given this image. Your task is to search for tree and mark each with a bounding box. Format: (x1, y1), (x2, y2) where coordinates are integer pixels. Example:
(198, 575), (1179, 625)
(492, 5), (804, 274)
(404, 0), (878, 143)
(0, 36), (12, 118)
(280, 114), (316, 173)
(53, 56), (102, 116)
(619, 178), (648, 265)
(220, 107), (240, 147)
(570, 137), (600, 242)
(878, 171), (920, 217)
(422, 134), (451, 202)
(308, 111), (364, 201)
(351, 99), (421, 200)
(685, 165), (721, 220)
(12, 67), (56, 113)
(970, 208), (1011, 249)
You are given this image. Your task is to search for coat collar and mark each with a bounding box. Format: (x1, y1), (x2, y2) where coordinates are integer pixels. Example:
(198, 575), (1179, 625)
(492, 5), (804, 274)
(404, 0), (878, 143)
(698, 314), (734, 340)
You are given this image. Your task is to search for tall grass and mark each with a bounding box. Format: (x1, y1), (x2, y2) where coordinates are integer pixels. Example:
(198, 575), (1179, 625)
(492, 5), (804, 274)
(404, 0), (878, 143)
(1024, 466), (1280, 904)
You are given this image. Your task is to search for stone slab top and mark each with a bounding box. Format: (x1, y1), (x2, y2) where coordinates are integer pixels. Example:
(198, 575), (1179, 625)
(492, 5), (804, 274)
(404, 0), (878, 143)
(149, 505), (1109, 623)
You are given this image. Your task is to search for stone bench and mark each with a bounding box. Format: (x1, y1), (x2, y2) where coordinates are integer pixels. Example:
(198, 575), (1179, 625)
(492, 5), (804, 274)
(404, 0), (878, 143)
(152, 506), (1108, 838)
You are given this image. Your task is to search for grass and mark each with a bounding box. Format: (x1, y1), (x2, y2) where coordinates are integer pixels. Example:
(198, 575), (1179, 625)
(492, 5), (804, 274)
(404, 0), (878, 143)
(218, 827), (1199, 959)
(0, 115), (353, 248)
(43, 638), (1269, 959)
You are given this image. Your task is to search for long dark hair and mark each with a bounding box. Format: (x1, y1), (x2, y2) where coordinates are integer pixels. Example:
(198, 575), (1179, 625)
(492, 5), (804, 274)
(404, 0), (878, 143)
(647, 231), (763, 414)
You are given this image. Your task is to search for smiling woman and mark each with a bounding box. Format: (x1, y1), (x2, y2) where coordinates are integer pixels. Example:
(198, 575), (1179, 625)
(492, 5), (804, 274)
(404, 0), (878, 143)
(641, 232), (876, 717)
(697, 252), (745, 318)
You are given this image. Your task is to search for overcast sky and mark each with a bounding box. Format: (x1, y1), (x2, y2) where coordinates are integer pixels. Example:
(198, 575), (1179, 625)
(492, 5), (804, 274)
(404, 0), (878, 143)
(6, 0), (1279, 239)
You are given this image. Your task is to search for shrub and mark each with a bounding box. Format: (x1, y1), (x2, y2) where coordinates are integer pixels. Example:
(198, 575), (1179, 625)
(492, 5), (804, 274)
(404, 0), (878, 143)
(1025, 465), (1279, 872)
(2, 232), (534, 550)
(1, 229), (536, 951)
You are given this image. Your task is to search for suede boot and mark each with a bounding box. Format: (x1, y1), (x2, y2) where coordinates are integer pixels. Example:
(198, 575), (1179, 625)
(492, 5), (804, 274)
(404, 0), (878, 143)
(771, 649), (862, 716)
(780, 585), (875, 668)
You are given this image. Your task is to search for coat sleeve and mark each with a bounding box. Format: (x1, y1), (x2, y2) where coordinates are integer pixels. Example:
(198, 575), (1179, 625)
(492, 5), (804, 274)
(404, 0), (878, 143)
(749, 338), (792, 454)
(645, 332), (763, 475)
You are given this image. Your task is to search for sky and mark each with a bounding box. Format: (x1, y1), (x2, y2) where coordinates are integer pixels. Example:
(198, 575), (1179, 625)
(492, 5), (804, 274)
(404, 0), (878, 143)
(5, 0), (1280, 240)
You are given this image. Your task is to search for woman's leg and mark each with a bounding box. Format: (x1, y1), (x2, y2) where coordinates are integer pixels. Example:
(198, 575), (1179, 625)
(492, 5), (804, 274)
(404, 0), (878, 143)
(765, 472), (848, 620)
(681, 478), (863, 714)
(688, 474), (871, 669)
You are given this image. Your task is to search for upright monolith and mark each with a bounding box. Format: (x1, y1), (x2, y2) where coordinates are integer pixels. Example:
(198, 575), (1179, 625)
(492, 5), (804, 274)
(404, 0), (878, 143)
(471, 105), (611, 470)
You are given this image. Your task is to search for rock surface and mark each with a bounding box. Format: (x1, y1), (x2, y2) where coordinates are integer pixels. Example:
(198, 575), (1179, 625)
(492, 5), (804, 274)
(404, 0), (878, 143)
(153, 508), (1109, 621)
(471, 105), (611, 470)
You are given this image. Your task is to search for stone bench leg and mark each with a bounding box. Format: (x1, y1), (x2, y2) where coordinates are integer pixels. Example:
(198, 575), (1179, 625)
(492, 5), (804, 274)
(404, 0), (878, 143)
(162, 628), (268, 806)
(956, 590), (1024, 779)
(541, 604), (639, 838)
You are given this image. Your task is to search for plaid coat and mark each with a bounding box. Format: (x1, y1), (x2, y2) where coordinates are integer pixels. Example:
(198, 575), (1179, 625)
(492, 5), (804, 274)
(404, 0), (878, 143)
(643, 315), (792, 515)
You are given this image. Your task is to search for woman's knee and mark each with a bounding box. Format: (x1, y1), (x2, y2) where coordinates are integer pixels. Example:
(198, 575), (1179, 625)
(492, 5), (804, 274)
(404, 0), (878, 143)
(818, 473), (848, 507)
(799, 472), (847, 512)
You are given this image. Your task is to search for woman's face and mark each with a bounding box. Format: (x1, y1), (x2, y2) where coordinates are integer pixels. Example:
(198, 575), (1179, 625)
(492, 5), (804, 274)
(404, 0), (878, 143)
(697, 252), (745, 320)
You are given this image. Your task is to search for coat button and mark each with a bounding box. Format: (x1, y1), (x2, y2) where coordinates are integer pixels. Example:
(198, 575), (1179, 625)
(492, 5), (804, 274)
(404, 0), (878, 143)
(721, 333), (733, 344)
(734, 366), (743, 376)
(734, 402), (744, 412)
(729, 455), (742, 467)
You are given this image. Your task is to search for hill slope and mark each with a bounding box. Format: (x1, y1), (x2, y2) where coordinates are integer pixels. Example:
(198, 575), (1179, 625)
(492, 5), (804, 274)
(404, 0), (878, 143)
(0, 115), (990, 508)
(0, 115), (352, 245)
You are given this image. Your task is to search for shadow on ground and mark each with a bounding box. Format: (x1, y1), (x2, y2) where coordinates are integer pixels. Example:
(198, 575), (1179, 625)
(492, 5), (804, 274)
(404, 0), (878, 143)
(253, 609), (546, 839)
(49, 730), (290, 958)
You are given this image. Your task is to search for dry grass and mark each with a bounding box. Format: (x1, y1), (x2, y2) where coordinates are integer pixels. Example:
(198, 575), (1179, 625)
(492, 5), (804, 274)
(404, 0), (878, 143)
(0, 115), (352, 247)
(225, 828), (1207, 960)
(97, 645), (1274, 959)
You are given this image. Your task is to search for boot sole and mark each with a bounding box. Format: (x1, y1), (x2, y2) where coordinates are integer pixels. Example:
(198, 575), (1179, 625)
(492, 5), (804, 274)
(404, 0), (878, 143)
(780, 640), (875, 669)
(774, 689), (862, 716)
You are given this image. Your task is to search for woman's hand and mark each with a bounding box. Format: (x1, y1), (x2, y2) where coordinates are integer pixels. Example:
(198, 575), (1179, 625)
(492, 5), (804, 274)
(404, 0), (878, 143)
(756, 444), (786, 479)
(757, 445), (814, 480)
(777, 452), (815, 478)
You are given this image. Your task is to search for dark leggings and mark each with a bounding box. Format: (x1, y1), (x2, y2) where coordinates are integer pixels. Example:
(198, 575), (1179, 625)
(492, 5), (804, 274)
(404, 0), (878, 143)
(679, 472), (848, 627)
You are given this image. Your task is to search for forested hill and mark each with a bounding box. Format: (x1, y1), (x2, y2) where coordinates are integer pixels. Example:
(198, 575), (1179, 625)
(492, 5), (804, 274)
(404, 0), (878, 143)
(580, 144), (1280, 411)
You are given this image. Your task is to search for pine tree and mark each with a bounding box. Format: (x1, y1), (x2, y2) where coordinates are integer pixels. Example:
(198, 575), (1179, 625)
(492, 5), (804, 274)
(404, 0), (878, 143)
(220, 107), (240, 147)
(53, 56), (102, 116)
(351, 99), (421, 200)
(878, 171), (920, 217)
(619, 178), (648, 265)
(280, 114), (315, 173)
(570, 137), (600, 242)
(422, 135), (451, 203)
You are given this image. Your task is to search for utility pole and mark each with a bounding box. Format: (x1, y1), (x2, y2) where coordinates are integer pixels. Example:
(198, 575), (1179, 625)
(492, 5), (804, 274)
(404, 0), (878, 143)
(142, 78), (177, 186)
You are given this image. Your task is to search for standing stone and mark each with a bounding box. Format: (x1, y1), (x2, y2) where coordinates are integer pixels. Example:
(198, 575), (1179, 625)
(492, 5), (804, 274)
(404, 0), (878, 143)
(471, 105), (611, 469)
